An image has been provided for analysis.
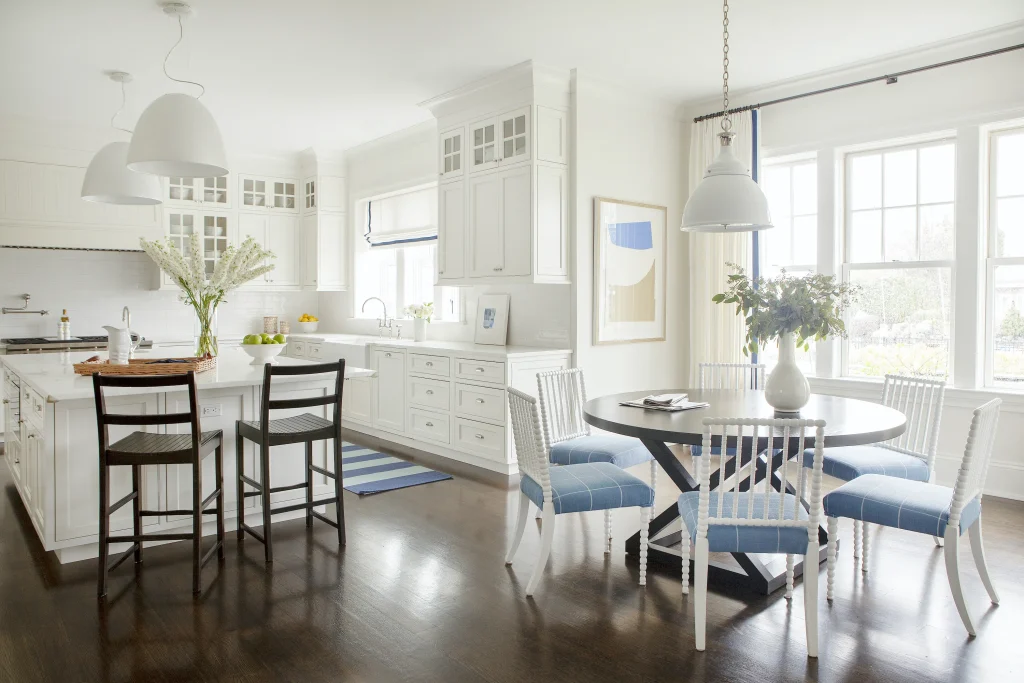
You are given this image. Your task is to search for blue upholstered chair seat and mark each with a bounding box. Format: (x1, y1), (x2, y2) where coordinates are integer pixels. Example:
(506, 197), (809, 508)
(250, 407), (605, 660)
(823, 474), (981, 537)
(689, 445), (737, 457)
(678, 491), (812, 554)
(549, 434), (653, 469)
(521, 462), (655, 514)
(804, 444), (931, 482)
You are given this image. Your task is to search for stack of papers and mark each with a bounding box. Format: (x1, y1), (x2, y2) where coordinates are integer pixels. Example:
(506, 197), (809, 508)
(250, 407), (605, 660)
(619, 394), (710, 412)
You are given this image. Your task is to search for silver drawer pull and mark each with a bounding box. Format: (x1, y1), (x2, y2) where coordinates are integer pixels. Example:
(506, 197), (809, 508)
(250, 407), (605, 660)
(475, 398), (485, 404)
(474, 367), (484, 373)
(425, 361), (433, 366)
(475, 434), (485, 439)
(426, 389), (434, 395)
(384, 352), (392, 357)
(425, 422), (434, 427)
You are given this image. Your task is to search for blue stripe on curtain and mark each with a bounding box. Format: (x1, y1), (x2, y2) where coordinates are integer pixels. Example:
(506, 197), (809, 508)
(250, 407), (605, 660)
(751, 108), (760, 366)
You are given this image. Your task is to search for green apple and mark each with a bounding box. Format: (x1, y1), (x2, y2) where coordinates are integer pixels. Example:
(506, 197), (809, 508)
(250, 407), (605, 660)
(242, 334), (260, 345)
(273, 334), (286, 343)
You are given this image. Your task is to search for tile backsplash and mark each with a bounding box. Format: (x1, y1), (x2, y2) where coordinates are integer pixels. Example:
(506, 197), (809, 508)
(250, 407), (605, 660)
(0, 248), (318, 343)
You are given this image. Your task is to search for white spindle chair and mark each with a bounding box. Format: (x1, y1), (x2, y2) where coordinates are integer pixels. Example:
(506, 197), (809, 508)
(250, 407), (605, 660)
(680, 416), (826, 656)
(697, 362), (766, 391)
(807, 374), (946, 558)
(824, 398), (1001, 636)
(506, 388), (654, 596)
(536, 368), (657, 545)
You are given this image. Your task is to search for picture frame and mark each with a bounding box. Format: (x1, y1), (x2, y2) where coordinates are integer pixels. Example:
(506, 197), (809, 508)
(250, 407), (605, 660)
(593, 197), (668, 345)
(474, 294), (510, 346)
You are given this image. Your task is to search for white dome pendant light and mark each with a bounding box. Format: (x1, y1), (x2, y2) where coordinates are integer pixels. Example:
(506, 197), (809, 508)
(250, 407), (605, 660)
(681, 0), (772, 233)
(127, 2), (228, 178)
(81, 72), (162, 205)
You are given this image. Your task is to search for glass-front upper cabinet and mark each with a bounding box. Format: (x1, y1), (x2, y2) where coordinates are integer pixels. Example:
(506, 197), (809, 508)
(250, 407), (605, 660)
(468, 107), (530, 175)
(470, 119), (498, 173)
(499, 108), (530, 165)
(200, 177), (229, 206)
(305, 179), (316, 210)
(241, 177), (267, 209)
(202, 214), (229, 276)
(440, 127), (465, 180)
(166, 176), (231, 207)
(272, 181), (296, 210)
(239, 175), (298, 213)
(162, 211), (231, 286)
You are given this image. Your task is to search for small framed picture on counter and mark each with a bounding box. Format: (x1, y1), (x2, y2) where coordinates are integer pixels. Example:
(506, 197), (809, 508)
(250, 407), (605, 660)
(474, 294), (510, 346)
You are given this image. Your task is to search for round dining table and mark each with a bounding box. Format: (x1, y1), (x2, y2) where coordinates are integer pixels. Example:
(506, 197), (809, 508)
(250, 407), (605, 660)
(583, 389), (907, 595)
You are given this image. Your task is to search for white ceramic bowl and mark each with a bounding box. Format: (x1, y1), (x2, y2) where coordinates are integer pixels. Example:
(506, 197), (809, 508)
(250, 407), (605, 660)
(241, 343), (287, 366)
(295, 321), (319, 333)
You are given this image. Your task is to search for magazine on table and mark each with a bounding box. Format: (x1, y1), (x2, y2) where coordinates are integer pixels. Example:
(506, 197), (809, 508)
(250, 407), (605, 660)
(619, 393), (710, 412)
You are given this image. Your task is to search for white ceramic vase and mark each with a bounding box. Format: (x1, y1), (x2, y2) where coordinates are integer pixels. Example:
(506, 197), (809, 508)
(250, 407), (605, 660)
(413, 318), (426, 342)
(764, 332), (810, 413)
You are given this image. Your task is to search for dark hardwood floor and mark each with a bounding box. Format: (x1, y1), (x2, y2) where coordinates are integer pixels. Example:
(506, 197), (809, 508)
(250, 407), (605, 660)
(0, 438), (1021, 683)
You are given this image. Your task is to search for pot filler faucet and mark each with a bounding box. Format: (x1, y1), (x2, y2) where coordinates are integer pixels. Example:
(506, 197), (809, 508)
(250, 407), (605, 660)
(361, 297), (397, 338)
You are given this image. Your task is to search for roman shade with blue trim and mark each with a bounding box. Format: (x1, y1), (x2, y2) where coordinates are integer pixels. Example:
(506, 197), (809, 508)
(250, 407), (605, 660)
(803, 444), (931, 483)
(549, 434), (653, 469)
(520, 462), (654, 515)
(678, 491), (811, 554)
(364, 186), (437, 248)
(823, 474), (981, 537)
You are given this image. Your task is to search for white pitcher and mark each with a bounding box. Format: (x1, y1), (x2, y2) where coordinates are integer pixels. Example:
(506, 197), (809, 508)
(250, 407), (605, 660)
(103, 325), (139, 365)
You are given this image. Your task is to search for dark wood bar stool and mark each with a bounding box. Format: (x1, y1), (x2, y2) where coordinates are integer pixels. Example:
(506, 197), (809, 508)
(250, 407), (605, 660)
(93, 371), (225, 598)
(236, 360), (346, 562)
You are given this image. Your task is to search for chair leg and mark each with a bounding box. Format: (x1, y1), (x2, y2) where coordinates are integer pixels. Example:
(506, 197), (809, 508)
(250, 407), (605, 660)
(333, 436), (346, 547)
(861, 522), (870, 573)
(215, 445), (225, 561)
(650, 458), (657, 497)
(968, 517), (999, 605)
(804, 542), (819, 658)
(944, 525), (976, 636)
(236, 424), (244, 542)
(639, 507), (650, 587)
(132, 464), (143, 566)
(260, 444), (273, 563)
(826, 517), (838, 602)
(305, 441), (314, 528)
(680, 520), (691, 595)
(192, 456), (203, 595)
(97, 456), (110, 599)
(785, 555), (795, 600)
(604, 509), (613, 554)
(694, 536), (709, 651)
(525, 505), (555, 597)
(853, 519), (861, 559)
(505, 493), (530, 565)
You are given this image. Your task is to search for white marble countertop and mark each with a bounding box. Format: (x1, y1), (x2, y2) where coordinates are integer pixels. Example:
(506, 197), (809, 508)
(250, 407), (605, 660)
(286, 333), (571, 359)
(0, 347), (374, 402)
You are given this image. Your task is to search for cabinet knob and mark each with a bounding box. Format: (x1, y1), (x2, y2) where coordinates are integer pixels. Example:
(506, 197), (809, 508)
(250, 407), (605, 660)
(475, 434), (484, 440)
(425, 389), (434, 395)
(475, 398), (485, 404)
(426, 361), (433, 366)
(384, 352), (392, 357)
(425, 422), (434, 427)
(474, 367), (484, 373)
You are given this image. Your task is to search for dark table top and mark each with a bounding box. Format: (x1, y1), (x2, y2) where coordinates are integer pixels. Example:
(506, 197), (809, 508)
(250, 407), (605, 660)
(584, 389), (906, 449)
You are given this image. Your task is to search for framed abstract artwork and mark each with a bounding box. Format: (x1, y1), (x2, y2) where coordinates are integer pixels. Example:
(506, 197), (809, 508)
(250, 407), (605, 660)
(593, 197), (668, 344)
(474, 293), (510, 345)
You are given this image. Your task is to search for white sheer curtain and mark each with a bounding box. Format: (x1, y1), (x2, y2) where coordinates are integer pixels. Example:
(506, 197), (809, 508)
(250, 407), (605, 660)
(687, 111), (757, 382)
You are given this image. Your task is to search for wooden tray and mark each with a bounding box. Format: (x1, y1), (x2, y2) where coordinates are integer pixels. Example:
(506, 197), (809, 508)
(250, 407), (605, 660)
(73, 356), (217, 376)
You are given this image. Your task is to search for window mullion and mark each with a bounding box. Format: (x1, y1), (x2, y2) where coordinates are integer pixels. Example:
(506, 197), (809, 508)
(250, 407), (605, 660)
(952, 125), (983, 389)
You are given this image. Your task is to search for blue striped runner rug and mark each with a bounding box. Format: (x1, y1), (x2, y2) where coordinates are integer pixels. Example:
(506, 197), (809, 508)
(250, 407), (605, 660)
(341, 442), (453, 495)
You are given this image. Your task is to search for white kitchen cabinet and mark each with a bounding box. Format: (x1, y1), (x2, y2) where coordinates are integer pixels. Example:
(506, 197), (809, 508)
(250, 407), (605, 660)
(161, 210), (231, 288)
(341, 376), (372, 426)
(468, 117), (499, 174)
(239, 175), (298, 213)
(371, 349), (406, 434)
(318, 176), (346, 212)
(302, 214), (318, 288)
(439, 126), (465, 180)
(468, 165), (531, 278)
(238, 212), (301, 290)
(304, 178), (316, 211)
(165, 176), (231, 208)
(437, 181), (465, 281)
(535, 107), (567, 164)
(468, 107), (530, 176)
(301, 212), (347, 291)
(535, 163), (569, 280)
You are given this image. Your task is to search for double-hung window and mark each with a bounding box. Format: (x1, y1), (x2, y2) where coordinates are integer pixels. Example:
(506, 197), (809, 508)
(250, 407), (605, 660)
(842, 140), (956, 378)
(760, 156), (817, 373)
(986, 127), (1024, 386)
(353, 185), (461, 322)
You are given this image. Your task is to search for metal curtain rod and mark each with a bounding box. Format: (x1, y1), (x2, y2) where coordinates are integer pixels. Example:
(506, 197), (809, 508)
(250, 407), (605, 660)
(692, 41), (1024, 123)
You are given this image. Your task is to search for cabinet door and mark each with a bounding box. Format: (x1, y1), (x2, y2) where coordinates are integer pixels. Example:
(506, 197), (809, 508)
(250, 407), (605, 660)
(372, 350), (406, 434)
(199, 213), (231, 278)
(439, 126), (465, 180)
(438, 181), (465, 280)
(468, 172), (502, 276)
(240, 176), (268, 209)
(498, 107), (530, 166)
(167, 177), (196, 203)
(536, 106), (567, 164)
(302, 214), (318, 289)
(342, 376), (372, 425)
(270, 179), (298, 212)
(237, 213), (268, 287)
(199, 176), (230, 208)
(500, 165), (532, 276)
(535, 164), (568, 279)
(164, 210), (198, 287)
(304, 178), (316, 211)
(469, 118), (499, 174)
(267, 214), (300, 287)
(317, 213), (347, 290)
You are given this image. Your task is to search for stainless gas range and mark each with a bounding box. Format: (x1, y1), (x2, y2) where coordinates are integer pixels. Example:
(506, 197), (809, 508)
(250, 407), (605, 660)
(0, 335), (154, 354)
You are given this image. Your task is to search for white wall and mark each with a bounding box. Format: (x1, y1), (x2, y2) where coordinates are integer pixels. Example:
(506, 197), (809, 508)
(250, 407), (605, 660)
(318, 121), (571, 348)
(571, 74), (688, 398)
(681, 25), (1024, 499)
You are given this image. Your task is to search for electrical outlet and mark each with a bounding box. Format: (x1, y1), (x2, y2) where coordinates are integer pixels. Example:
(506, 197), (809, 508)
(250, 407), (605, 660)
(201, 404), (222, 418)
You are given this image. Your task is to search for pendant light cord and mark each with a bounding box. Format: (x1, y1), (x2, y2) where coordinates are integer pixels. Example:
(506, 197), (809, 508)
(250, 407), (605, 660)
(163, 13), (206, 98)
(721, 0), (731, 134)
(110, 79), (134, 135)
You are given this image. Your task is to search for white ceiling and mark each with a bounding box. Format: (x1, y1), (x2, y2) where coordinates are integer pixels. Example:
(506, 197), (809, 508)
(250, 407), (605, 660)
(2, 0), (1023, 155)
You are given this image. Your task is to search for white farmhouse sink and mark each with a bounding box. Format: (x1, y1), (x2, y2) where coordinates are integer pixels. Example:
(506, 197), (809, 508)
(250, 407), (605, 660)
(318, 341), (369, 369)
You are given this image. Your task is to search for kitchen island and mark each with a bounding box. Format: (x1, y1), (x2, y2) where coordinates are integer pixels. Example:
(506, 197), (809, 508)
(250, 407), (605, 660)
(0, 347), (374, 563)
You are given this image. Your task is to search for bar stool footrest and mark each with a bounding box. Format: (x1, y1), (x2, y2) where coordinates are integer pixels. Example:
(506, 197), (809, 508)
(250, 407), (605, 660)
(269, 482), (308, 494)
(201, 540), (223, 567)
(271, 497), (338, 516)
(310, 510), (338, 529)
(106, 543), (141, 572)
(239, 523), (266, 544)
(310, 464), (335, 479)
(239, 474), (263, 491)
(201, 488), (220, 510)
(108, 490), (138, 515)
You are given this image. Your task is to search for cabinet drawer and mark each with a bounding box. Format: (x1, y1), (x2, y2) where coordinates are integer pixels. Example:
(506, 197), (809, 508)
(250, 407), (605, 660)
(408, 376), (450, 412)
(290, 340), (307, 357)
(306, 342), (323, 359)
(25, 386), (45, 429)
(454, 358), (505, 384)
(408, 408), (450, 445)
(453, 417), (505, 460)
(409, 353), (450, 377)
(455, 383), (505, 424)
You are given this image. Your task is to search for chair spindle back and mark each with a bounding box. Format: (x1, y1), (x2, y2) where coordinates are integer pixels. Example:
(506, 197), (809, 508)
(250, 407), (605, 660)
(880, 374), (946, 471)
(536, 368), (590, 447)
(949, 398), (1001, 528)
(698, 362), (766, 391)
(508, 387), (552, 502)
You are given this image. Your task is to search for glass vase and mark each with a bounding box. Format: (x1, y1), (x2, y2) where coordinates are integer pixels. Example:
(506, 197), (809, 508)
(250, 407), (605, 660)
(193, 305), (219, 358)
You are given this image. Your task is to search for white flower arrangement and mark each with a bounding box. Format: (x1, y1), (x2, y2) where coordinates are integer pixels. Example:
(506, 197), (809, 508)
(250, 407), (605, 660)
(140, 233), (275, 357)
(404, 302), (434, 322)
